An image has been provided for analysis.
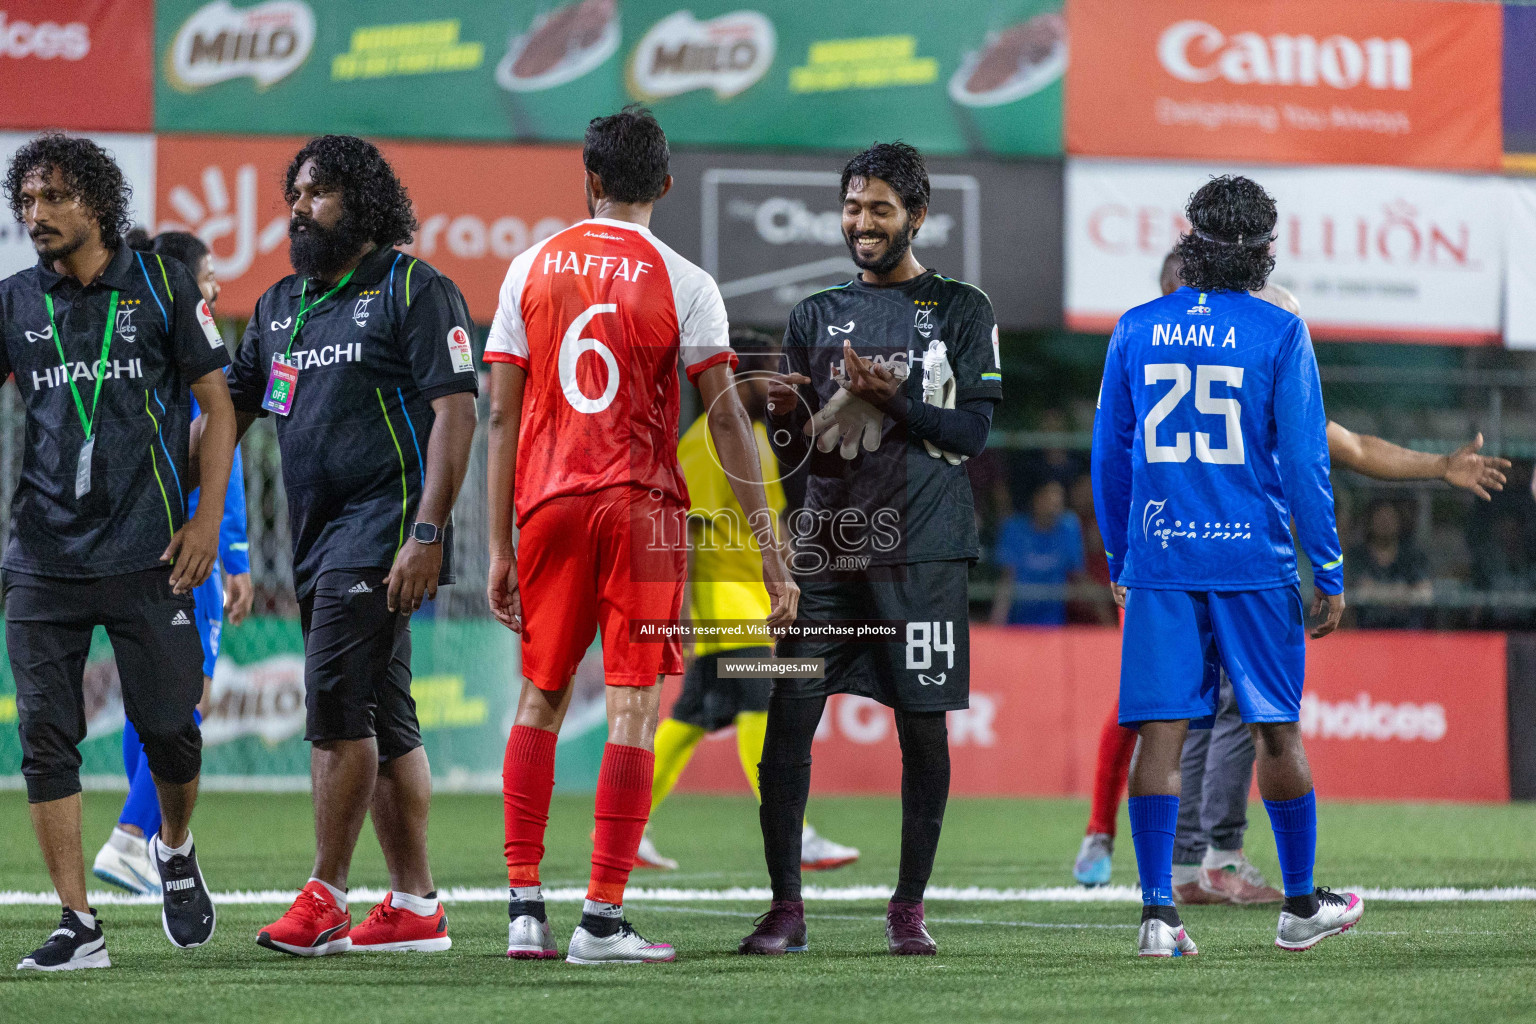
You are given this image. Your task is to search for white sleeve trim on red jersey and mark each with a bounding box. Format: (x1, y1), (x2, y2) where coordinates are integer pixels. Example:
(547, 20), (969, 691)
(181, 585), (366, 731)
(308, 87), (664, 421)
(646, 232), (737, 382)
(485, 238), (550, 367)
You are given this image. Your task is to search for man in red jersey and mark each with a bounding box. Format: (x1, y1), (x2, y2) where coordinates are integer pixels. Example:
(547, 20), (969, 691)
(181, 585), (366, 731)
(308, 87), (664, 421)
(484, 106), (798, 964)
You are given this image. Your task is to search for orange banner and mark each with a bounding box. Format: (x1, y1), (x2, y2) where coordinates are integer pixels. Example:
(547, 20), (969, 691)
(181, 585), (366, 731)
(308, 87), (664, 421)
(1065, 0), (1502, 171)
(0, 1), (151, 132)
(671, 627), (1509, 802)
(155, 136), (589, 322)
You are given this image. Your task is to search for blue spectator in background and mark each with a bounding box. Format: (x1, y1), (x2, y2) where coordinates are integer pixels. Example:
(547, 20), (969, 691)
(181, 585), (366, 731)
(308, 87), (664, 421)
(990, 479), (1087, 626)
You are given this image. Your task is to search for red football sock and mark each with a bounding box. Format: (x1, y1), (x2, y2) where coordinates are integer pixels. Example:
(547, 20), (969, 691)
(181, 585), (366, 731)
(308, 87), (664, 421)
(588, 742), (655, 905)
(503, 725), (557, 888)
(1088, 701), (1138, 837)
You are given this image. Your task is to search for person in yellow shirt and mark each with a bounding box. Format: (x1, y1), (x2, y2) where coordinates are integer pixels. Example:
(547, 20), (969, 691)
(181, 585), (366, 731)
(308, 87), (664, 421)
(637, 330), (859, 872)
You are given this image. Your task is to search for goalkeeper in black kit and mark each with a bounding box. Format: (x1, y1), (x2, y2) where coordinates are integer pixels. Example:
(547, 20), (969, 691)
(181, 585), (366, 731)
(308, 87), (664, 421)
(738, 143), (1003, 957)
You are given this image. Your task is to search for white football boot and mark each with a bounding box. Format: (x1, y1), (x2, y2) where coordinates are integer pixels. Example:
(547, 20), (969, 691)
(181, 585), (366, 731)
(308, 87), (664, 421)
(1137, 916), (1199, 957)
(1276, 888), (1364, 951)
(92, 827), (158, 895)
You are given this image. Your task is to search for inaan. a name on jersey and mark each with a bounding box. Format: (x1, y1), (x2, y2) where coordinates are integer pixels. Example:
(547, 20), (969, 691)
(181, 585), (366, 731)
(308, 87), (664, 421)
(1151, 324), (1238, 348)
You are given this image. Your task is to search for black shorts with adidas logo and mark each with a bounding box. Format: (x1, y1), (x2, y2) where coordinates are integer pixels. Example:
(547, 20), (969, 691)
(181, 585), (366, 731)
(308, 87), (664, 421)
(298, 567), (421, 761)
(6, 566), (204, 803)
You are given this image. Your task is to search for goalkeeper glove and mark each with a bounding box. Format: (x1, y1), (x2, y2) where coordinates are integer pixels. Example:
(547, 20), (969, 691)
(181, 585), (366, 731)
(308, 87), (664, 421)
(806, 387), (885, 460)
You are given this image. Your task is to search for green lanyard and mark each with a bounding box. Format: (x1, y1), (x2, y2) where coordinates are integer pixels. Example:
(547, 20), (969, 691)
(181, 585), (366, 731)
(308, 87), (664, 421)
(43, 289), (118, 440)
(283, 268), (357, 358)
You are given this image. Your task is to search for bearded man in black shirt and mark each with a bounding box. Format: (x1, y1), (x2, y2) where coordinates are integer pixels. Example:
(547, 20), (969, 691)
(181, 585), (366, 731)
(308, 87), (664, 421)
(225, 136), (479, 957)
(739, 143), (1003, 957)
(2, 133), (236, 969)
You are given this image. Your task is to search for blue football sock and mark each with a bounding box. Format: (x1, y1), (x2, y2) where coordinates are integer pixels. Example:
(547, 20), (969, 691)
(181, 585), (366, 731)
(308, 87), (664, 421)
(1128, 794), (1180, 906)
(1263, 791), (1317, 897)
(119, 710), (202, 838)
(119, 718), (160, 836)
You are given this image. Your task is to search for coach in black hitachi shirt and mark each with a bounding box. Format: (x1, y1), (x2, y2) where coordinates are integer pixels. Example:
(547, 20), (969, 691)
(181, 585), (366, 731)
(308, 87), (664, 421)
(741, 143), (1001, 960)
(2, 133), (233, 968)
(227, 136), (477, 955)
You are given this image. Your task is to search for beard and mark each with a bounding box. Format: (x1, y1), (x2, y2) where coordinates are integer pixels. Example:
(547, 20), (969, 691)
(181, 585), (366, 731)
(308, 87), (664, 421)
(289, 211), (371, 280)
(31, 225), (84, 263)
(844, 219), (915, 276)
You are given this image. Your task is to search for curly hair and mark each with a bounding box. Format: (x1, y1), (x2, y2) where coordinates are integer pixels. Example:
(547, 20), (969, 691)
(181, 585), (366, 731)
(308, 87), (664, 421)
(284, 135), (416, 247)
(840, 141), (929, 217)
(4, 132), (132, 247)
(1173, 175), (1277, 294)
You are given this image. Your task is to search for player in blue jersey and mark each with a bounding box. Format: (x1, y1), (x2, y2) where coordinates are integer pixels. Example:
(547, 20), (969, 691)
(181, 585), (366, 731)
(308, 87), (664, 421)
(91, 230), (252, 895)
(1091, 176), (1364, 956)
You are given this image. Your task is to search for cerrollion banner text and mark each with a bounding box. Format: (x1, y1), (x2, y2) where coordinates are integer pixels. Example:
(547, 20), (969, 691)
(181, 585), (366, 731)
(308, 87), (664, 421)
(1065, 159), (1504, 345)
(153, 0), (1065, 155)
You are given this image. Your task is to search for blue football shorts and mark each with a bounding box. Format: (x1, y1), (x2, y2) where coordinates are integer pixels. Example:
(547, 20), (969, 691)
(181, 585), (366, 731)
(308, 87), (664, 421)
(191, 569), (223, 679)
(1118, 585), (1306, 728)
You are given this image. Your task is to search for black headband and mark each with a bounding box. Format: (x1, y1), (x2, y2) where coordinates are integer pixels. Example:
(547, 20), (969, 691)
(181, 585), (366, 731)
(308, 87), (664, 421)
(1192, 227), (1275, 248)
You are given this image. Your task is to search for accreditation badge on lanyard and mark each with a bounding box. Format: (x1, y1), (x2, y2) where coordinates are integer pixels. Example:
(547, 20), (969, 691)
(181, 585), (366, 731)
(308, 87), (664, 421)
(264, 268), (357, 417)
(262, 354), (299, 416)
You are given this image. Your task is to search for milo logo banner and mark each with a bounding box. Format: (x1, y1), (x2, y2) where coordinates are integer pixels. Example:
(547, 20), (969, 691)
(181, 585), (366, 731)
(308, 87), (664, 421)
(153, 0), (1064, 155)
(0, 618), (621, 792)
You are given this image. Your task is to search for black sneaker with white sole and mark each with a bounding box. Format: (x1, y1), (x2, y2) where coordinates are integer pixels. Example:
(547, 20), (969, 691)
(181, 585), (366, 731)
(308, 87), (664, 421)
(17, 908), (110, 971)
(151, 833), (216, 948)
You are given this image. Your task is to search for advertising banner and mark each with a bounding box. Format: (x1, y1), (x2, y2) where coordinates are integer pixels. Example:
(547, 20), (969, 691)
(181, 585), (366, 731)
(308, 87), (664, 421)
(0, 1), (153, 132)
(0, 131), (155, 281)
(1064, 159), (1504, 345)
(1503, 181), (1536, 350)
(0, 618), (524, 790)
(0, 623), (1507, 801)
(648, 150), (1063, 330)
(1504, 4), (1536, 173)
(152, 0), (1065, 155)
(1065, 0), (1502, 172)
(672, 627), (1510, 802)
(154, 135), (587, 321)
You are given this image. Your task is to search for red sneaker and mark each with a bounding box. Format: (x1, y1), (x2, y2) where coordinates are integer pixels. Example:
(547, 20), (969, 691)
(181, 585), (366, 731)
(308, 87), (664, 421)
(256, 881), (352, 957)
(350, 893), (452, 952)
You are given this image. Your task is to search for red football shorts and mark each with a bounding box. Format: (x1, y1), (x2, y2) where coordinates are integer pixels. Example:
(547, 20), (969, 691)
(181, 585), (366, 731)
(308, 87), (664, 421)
(516, 485), (685, 690)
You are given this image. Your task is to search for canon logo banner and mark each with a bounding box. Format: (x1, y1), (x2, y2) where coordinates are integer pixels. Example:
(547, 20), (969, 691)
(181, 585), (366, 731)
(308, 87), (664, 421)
(1158, 21), (1410, 91)
(1065, 0), (1500, 171)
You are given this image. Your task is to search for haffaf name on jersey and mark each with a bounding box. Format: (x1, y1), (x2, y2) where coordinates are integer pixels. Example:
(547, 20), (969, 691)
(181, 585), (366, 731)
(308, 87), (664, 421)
(31, 358), (144, 391)
(542, 248), (653, 281)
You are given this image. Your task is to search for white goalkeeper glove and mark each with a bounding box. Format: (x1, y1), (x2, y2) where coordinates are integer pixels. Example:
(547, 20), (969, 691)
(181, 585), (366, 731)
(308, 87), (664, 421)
(919, 340), (965, 465)
(806, 387), (885, 460)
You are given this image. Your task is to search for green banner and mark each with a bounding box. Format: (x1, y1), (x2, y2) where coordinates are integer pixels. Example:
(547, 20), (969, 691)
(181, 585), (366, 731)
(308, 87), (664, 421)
(0, 618), (608, 792)
(153, 0), (1064, 155)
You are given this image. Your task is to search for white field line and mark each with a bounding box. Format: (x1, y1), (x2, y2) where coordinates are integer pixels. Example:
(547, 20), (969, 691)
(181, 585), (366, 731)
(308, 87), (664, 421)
(1, 884), (1534, 907)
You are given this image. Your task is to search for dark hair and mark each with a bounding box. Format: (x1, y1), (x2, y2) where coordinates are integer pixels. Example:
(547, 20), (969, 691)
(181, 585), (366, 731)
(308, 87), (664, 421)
(584, 105), (670, 205)
(284, 135), (417, 247)
(1173, 175), (1277, 293)
(4, 132), (132, 248)
(840, 141), (929, 217)
(128, 228), (209, 274)
(729, 325), (780, 371)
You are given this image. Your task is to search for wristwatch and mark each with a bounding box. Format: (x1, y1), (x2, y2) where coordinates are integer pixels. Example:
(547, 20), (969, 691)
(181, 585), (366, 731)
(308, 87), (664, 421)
(411, 522), (441, 545)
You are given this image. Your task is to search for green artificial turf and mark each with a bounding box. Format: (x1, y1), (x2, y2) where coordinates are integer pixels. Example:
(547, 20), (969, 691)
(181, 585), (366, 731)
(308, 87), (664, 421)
(1, 792), (1533, 1024)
